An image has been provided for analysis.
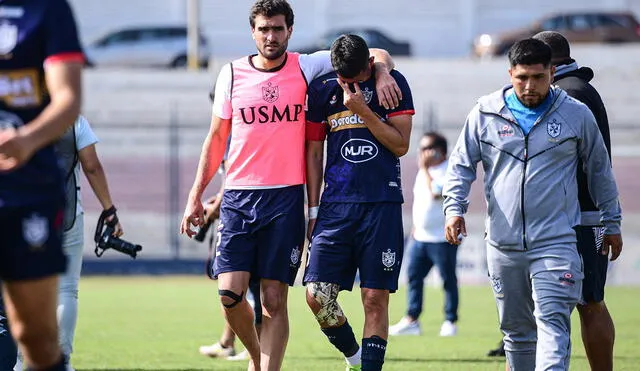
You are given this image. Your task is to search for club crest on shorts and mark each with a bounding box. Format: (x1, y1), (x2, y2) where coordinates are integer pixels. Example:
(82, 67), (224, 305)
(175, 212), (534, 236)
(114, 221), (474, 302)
(382, 249), (395, 269)
(23, 213), (48, 249)
(0, 22), (17, 56)
(490, 275), (504, 298)
(547, 118), (561, 138)
(262, 82), (279, 103)
(290, 245), (301, 265)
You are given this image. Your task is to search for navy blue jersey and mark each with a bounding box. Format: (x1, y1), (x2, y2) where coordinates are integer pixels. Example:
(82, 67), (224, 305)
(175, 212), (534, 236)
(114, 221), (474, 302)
(0, 0), (83, 207)
(306, 69), (414, 203)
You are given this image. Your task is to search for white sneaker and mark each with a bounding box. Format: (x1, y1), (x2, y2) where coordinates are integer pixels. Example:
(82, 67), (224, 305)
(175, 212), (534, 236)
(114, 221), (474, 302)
(439, 320), (457, 337)
(198, 342), (236, 357)
(227, 349), (249, 361)
(389, 317), (421, 336)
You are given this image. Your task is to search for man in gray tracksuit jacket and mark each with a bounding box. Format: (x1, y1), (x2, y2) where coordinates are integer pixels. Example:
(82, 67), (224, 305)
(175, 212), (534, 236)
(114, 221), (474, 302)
(443, 39), (622, 371)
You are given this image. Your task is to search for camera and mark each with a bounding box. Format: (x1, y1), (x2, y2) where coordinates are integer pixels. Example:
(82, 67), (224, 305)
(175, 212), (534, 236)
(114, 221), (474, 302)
(93, 206), (142, 259)
(95, 225), (142, 258)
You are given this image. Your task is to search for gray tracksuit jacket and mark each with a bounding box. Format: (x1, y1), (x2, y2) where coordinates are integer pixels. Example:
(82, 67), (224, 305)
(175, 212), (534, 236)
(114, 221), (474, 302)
(443, 86), (621, 251)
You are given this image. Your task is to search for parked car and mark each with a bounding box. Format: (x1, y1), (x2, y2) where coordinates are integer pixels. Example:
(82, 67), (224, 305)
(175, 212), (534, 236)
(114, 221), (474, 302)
(84, 26), (211, 68)
(473, 11), (640, 57)
(294, 28), (411, 56)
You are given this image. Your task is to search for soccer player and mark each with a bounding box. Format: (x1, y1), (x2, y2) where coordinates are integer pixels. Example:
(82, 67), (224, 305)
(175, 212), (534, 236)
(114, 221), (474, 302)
(180, 1), (401, 369)
(9, 115), (125, 371)
(0, 0), (84, 370)
(304, 34), (414, 371)
(443, 39), (622, 370)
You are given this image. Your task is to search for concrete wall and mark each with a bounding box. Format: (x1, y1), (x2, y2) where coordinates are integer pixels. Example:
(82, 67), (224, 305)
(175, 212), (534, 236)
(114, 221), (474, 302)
(68, 0), (640, 57)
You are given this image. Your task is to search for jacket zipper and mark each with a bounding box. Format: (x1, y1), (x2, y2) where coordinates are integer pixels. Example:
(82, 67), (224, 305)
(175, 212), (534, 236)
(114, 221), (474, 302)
(521, 137), (528, 250)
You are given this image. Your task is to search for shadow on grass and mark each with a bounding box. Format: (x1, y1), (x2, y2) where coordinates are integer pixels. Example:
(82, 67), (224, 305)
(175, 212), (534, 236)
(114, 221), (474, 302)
(290, 355), (506, 363)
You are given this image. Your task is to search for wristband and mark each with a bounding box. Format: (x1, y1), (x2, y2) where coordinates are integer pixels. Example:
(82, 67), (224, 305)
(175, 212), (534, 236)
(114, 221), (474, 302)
(308, 206), (319, 219)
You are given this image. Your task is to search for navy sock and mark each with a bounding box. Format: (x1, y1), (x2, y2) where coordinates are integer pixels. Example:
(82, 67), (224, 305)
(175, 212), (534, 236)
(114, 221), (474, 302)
(362, 336), (387, 371)
(26, 354), (66, 371)
(321, 320), (360, 357)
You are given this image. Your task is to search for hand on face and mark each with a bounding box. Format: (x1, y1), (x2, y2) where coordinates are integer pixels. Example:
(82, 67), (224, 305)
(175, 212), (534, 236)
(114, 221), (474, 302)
(337, 79), (369, 116)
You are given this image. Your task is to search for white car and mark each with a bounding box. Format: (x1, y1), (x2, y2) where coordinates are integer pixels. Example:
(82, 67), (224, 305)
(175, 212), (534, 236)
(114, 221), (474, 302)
(84, 26), (210, 68)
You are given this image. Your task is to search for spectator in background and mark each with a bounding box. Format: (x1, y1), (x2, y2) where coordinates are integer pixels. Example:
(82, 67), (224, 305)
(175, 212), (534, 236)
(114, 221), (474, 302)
(389, 132), (459, 337)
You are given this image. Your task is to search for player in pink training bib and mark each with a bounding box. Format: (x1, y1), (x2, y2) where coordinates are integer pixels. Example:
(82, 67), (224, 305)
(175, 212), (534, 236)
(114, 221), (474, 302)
(180, 1), (402, 369)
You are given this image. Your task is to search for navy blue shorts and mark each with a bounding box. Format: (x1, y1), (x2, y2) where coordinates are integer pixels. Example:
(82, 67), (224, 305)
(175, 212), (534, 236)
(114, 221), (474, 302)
(0, 202), (66, 281)
(304, 202), (404, 292)
(576, 225), (608, 303)
(212, 185), (305, 286)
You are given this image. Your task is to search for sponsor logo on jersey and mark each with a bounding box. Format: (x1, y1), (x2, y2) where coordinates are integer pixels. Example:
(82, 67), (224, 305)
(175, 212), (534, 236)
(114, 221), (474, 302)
(239, 104), (303, 124)
(341, 138), (379, 163)
(328, 110), (384, 132)
(0, 69), (42, 108)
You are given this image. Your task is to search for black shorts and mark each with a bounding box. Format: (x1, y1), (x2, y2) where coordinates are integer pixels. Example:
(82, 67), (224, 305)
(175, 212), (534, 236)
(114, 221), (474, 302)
(576, 225), (608, 303)
(0, 202), (66, 281)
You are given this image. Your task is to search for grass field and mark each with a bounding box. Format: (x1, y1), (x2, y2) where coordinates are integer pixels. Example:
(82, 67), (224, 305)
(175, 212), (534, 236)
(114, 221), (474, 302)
(70, 277), (640, 370)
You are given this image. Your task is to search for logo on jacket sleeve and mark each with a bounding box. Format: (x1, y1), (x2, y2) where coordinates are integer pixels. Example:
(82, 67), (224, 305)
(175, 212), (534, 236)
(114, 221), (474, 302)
(262, 82), (279, 103)
(382, 249), (396, 270)
(547, 119), (562, 138)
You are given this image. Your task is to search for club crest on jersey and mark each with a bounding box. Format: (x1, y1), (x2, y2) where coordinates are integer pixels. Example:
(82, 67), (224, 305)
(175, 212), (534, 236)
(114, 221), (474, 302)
(290, 245), (301, 265)
(547, 118), (561, 138)
(23, 213), (48, 249)
(0, 22), (17, 55)
(382, 249), (395, 269)
(362, 87), (373, 104)
(262, 82), (279, 103)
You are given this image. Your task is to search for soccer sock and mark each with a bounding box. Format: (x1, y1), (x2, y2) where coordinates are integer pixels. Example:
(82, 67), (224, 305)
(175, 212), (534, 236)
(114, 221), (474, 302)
(26, 354), (66, 371)
(361, 336), (387, 371)
(321, 320), (360, 358)
(345, 347), (362, 366)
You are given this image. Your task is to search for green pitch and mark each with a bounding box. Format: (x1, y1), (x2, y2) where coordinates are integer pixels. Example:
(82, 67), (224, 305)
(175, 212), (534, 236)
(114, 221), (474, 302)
(70, 277), (640, 370)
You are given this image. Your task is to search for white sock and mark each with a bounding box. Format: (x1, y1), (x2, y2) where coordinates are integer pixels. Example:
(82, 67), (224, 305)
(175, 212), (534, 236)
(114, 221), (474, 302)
(345, 347), (361, 366)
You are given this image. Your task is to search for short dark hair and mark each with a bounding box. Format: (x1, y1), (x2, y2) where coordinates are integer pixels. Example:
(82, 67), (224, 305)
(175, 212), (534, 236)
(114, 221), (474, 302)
(249, 0), (294, 28)
(532, 31), (571, 63)
(330, 34), (370, 79)
(423, 132), (448, 154)
(507, 38), (552, 68)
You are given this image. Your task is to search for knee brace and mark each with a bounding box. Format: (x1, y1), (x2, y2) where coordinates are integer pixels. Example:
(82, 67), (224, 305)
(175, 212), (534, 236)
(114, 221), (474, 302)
(308, 282), (343, 326)
(218, 290), (244, 309)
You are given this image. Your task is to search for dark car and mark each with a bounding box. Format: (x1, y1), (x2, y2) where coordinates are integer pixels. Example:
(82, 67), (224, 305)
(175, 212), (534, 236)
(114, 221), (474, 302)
(295, 28), (412, 56)
(474, 11), (640, 57)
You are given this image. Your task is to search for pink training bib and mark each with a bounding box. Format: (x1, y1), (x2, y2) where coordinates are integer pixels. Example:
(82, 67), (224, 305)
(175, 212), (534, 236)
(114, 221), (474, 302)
(226, 52), (307, 188)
